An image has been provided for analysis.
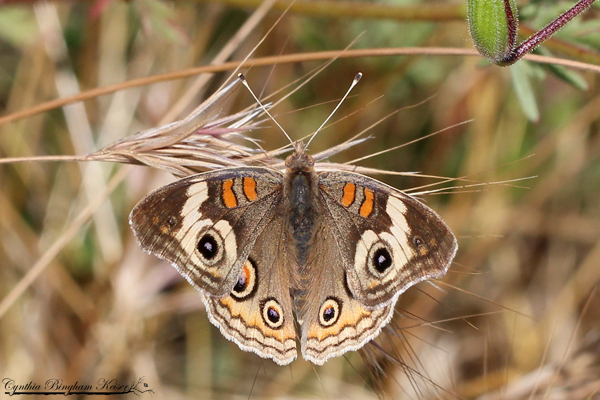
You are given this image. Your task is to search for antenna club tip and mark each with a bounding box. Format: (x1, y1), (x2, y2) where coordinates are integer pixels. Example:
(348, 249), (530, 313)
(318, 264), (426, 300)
(238, 73), (246, 81)
(355, 72), (363, 81)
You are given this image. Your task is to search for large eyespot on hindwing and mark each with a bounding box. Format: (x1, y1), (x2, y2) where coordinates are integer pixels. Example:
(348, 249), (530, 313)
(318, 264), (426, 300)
(230, 259), (257, 301)
(318, 297), (342, 327)
(261, 298), (285, 330)
(194, 220), (236, 266)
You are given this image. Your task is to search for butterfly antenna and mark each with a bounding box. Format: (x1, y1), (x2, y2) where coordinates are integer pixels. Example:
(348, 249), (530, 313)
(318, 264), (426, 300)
(306, 72), (362, 149)
(238, 73), (294, 145)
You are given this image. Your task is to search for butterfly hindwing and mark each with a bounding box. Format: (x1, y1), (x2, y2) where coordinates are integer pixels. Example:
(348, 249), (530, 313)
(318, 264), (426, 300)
(298, 221), (395, 365)
(201, 216), (298, 365)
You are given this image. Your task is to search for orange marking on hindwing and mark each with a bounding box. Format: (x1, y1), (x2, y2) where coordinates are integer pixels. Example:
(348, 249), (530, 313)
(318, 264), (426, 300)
(219, 297), (292, 341)
(243, 177), (258, 201)
(359, 188), (374, 217)
(341, 183), (356, 207)
(222, 179), (237, 208)
(308, 307), (370, 340)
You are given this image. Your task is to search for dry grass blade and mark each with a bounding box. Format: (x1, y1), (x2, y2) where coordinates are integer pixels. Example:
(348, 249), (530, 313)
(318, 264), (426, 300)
(0, 167), (129, 319)
(91, 82), (278, 177)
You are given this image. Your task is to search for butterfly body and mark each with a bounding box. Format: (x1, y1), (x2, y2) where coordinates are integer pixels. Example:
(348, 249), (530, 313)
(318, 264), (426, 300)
(130, 141), (457, 365)
(284, 146), (318, 262)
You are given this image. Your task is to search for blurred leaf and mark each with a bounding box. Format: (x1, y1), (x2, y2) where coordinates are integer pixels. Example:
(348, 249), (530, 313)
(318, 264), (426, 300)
(536, 47), (589, 91)
(135, 0), (189, 44)
(0, 7), (37, 47)
(571, 18), (600, 38)
(510, 61), (540, 121)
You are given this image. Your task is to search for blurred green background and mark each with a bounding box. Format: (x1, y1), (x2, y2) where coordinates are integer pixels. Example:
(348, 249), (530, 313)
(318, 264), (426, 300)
(0, 0), (599, 398)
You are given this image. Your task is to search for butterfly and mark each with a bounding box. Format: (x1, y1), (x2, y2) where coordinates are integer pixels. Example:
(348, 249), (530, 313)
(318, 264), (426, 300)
(129, 74), (457, 365)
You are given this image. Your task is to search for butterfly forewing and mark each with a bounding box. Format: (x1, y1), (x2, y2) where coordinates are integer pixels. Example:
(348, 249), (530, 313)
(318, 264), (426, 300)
(130, 167), (284, 297)
(317, 171), (458, 308)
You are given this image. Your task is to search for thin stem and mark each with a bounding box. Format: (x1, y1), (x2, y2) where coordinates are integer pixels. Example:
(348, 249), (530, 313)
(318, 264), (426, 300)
(518, 24), (600, 65)
(0, 154), (91, 164)
(0, 167), (130, 320)
(500, 0), (598, 65)
(2, 48), (600, 127)
(503, 0), (518, 52)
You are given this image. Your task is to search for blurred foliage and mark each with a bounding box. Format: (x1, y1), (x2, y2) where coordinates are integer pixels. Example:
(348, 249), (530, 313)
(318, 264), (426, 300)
(0, 0), (599, 399)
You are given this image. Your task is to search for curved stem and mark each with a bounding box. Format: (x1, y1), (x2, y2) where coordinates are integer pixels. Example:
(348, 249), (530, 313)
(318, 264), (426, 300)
(1, 48), (600, 127)
(500, 0), (598, 65)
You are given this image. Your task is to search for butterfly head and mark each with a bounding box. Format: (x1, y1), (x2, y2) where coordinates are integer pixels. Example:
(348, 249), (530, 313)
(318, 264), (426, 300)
(285, 141), (315, 174)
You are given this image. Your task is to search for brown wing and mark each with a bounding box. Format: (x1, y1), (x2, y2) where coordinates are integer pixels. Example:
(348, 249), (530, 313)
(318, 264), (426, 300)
(129, 167), (284, 297)
(201, 216), (297, 365)
(316, 171), (458, 308)
(298, 221), (395, 365)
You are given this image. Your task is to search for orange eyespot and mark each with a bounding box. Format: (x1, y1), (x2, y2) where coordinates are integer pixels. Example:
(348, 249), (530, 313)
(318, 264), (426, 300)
(231, 259), (257, 300)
